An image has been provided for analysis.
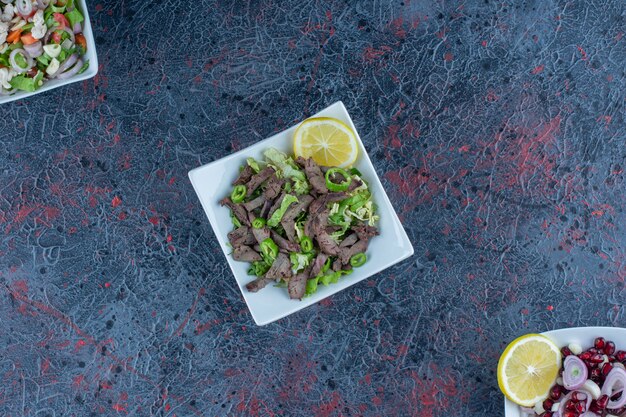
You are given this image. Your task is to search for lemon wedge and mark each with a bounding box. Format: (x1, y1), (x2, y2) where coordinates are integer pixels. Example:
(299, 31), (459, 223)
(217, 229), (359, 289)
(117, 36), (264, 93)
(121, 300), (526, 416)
(497, 334), (561, 407)
(293, 117), (358, 168)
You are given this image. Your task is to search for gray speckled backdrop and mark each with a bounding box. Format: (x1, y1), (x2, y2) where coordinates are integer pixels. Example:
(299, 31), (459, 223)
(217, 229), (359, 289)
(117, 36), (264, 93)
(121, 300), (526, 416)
(1, 0), (625, 416)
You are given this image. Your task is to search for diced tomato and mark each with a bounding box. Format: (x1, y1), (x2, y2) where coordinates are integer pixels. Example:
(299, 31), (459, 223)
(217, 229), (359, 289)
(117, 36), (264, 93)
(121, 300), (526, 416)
(27, 68), (38, 77)
(75, 33), (86, 50)
(20, 33), (38, 45)
(52, 31), (62, 43)
(53, 13), (69, 29)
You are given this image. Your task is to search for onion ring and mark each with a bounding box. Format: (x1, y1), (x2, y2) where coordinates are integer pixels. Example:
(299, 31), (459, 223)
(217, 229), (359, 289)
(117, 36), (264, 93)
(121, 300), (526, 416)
(563, 355), (588, 390)
(602, 367), (626, 409)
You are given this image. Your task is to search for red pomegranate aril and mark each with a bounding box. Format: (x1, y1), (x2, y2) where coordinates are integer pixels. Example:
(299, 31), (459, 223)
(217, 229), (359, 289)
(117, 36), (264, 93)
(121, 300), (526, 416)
(580, 351), (592, 360)
(574, 401), (586, 413)
(540, 413), (553, 417)
(602, 362), (613, 376)
(561, 411), (576, 417)
(561, 346), (573, 356)
(595, 337), (606, 349)
(591, 367), (602, 381)
(605, 341), (616, 355)
(612, 391), (623, 401)
(596, 394), (609, 409)
(549, 384), (563, 400)
(543, 399), (554, 411)
(616, 350), (626, 361)
(590, 353), (605, 363)
(609, 355), (617, 362)
(564, 400), (576, 411)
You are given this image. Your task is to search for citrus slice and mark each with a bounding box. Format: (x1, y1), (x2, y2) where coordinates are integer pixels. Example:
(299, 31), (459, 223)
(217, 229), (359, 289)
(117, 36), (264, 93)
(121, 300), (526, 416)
(293, 117), (358, 168)
(497, 334), (561, 407)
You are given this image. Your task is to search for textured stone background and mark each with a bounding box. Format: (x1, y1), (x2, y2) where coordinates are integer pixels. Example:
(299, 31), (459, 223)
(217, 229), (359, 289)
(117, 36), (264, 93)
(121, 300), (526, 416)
(1, 0), (625, 416)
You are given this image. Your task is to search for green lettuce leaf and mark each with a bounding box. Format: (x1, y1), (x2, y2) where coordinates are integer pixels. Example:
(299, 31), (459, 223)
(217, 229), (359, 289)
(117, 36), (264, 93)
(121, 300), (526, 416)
(290, 252), (314, 274)
(267, 194), (298, 227)
(263, 148), (309, 194)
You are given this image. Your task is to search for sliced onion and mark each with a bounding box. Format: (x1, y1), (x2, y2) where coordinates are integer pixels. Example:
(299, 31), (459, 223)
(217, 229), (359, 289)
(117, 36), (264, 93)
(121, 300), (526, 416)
(23, 41), (43, 58)
(72, 21), (82, 34)
(563, 356), (588, 390)
(602, 367), (626, 409)
(582, 379), (602, 399)
(52, 53), (78, 75)
(580, 413), (600, 417)
(44, 26), (75, 44)
(36, 0), (50, 7)
(9, 49), (33, 73)
(15, 0), (32, 16)
(55, 59), (83, 80)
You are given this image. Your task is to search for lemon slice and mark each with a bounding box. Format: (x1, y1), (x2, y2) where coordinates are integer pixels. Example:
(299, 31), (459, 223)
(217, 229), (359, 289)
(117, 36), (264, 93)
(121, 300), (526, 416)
(293, 117), (358, 168)
(497, 334), (561, 407)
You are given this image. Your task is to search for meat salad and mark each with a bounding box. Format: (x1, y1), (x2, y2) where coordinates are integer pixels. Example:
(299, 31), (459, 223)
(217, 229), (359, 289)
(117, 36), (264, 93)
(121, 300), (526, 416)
(220, 148), (380, 300)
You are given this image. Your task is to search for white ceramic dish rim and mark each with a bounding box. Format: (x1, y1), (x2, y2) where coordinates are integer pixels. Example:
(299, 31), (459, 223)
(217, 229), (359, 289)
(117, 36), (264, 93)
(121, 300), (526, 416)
(0, 0), (98, 104)
(188, 101), (414, 325)
(504, 326), (626, 416)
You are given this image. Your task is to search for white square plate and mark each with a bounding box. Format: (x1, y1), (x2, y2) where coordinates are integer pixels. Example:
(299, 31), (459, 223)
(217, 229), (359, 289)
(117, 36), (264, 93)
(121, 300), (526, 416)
(188, 101), (414, 325)
(0, 0), (98, 104)
(504, 326), (626, 416)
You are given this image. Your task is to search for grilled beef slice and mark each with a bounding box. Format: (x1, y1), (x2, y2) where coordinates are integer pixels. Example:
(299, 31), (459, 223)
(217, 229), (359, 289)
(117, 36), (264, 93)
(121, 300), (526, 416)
(271, 230), (301, 253)
(264, 175), (285, 199)
(219, 197), (251, 226)
(288, 266), (311, 300)
(339, 238), (370, 264)
(310, 253), (329, 278)
(281, 194), (314, 241)
(243, 194), (266, 212)
(246, 166), (276, 197)
(233, 245), (262, 262)
(267, 193), (286, 219)
(259, 199), (273, 218)
(339, 233), (358, 247)
(265, 252), (292, 280)
(251, 226), (271, 245)
(233, 165), (254, 185)
(352, 223), (379, 241)
(296, 156), (328, 194)
(228, 226), (256, 247)
(312, 211), (340, 256)
(246, 277), (274, 292)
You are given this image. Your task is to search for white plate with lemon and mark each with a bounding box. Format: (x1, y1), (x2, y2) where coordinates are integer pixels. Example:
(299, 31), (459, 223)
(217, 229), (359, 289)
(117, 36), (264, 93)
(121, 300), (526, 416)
(500, 327), (626, 416)
(188, 101), (413, 325)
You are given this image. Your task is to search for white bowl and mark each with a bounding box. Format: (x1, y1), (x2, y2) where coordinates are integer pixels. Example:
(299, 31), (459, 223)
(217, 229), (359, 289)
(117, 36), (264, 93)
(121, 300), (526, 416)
(0, 0), (98, 104)
(188, 101), (414, 325)
(504, 326), (626, 416)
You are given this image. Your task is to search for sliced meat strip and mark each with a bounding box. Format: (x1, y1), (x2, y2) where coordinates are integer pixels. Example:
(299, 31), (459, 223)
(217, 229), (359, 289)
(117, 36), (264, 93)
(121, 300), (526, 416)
(339, 238), (369, 264)
(303, 216), (315, 238)
(339, 233), (358, 247)
(267, 193), (286, 219)
(246, 166), (275, 197)
(246, 277), (274, 293)
(219, 197), (250, 226)
(281, 194), (314, 242)
(263, 175), (285, 199)
(228, 226), (256, 247)
(332, 258), (343, 272)
(243, 194), (266, 212)
(232, 164), (254, 185)
(310, 253), (328, 278)
(265, 252), (292, 281)
(296, 156), (328, 194)
(271, 230), (301, 253)
(347, 178), (363, 192)
(288, 266), (311, 300)
(312, 210), (341, 256)
(309, 192), (348, 215)
(252, 227), (271, 245)
(232, 245), (262, 262)
(352, 223), (380, 241)
(259, 199), (273, 219)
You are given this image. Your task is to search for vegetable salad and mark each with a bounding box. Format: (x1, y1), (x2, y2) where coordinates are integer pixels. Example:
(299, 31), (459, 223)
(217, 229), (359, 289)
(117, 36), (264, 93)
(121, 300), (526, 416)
(0, 0), (88, 94)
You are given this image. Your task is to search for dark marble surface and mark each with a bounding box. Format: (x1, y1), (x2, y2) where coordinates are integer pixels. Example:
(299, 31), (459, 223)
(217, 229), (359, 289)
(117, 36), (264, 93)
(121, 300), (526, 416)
(1, 0), (625, 416)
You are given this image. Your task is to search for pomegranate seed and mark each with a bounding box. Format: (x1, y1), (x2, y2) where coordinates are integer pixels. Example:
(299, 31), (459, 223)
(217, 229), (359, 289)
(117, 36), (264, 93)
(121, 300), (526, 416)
(605, 341), (616, 355)
(602, 362), (613, 376)
(589, 347), (599, 353)
(589, 402), (601, 413)
(575, 401), (586, 413)
(549, 384), (563, 400)
(580, 351), (592, 360)
(572, 392), (587, 401)
(612, 391), (623, 401)
(595, 337), (606, 349)
(561, 346), (573, 356)
(543, 399), (554, 411)
(596, 394), (609, 409)
(616, 350), (626, 361)
(540, 413), (553, 417)
(561, 411), (576, 417)
(609, 355), (617, 362)
(591, 367), (602, 381)
(564, 400), (576, 411)
(590, 353), (605, 363)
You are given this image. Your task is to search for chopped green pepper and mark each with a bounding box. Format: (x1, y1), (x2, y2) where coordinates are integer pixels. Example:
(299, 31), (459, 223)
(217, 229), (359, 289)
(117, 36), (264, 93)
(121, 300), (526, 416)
(325, 167), (352, 192)
(350, 253), (367, 267)
(231, 185), (247, 203)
